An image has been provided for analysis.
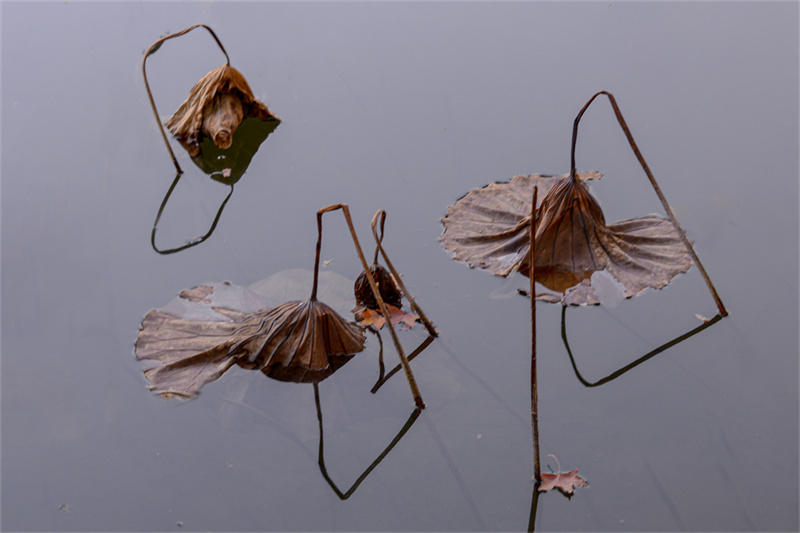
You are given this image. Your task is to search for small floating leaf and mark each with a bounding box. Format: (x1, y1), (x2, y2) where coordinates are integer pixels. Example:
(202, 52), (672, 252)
(538, 454), (588, 495)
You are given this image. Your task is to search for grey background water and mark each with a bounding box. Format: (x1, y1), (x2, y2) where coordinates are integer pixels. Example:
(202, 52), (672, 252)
(2, 2), (798, 531)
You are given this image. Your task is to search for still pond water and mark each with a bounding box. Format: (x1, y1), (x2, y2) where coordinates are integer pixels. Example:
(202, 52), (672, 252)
(2, 2), (798, 531)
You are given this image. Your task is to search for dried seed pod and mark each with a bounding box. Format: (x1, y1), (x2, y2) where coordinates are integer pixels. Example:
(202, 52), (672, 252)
(355, 264), (402, 309)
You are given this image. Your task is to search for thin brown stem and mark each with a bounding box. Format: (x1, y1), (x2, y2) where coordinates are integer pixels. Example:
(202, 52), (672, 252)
(318, 204), (425, 409)
(141, 24), (231, 174)
(570, 91), (728, 316)
(372, 210), (386, 265)
(370, 210), (438, 337)
(311, 208), (326, 301)
(530, 186), (541, 483)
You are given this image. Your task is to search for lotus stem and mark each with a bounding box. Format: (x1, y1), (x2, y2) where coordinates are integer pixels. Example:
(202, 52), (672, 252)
(370, 210), (438, 338)
(317, 204), (425, 409)
(142, 24), (231, 174)
(530, 186), (541, 483)
(570, 91), (728, 317)
(372, 210), (386, 265)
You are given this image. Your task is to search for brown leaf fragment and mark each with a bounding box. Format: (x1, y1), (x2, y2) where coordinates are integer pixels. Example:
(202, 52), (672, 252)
(179, 284), (214, 304)
(352, 304), (420, 331)
(164, 64), (278, 157)
(539, 467), (588, 495)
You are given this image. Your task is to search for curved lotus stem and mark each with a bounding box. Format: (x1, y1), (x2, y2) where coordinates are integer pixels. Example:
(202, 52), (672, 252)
(370, 210), (438, 337)
(570, 91), (728, 317)
(317, 204), (425, 409)
(142, 24), (231, 174)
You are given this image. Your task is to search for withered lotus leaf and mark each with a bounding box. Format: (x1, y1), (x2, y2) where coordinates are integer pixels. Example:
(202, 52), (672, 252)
(135, 307), (244, 398)
(440, 172), (600, 277)
(164, 64), (278, 157)
(230, 299), (367, 383)
(134, 282), (366, 397)
(440, 172), (692, 305)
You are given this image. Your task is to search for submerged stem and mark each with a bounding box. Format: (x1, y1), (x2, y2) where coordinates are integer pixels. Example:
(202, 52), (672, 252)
(570, 91), (728, 316)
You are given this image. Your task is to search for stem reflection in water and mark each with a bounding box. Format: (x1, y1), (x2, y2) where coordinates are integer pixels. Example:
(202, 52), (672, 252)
(561, 307), (724, 387)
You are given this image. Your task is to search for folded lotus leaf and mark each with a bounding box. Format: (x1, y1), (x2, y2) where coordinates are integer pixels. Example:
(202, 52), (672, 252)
(164, 64), (278, 156)
(440, 172), (692, 305)
(440, 172), (601, 277)
(230, 299), (367, 383)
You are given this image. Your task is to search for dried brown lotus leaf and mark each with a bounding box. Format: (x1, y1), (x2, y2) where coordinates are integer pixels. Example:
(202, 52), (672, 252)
(134, 282), (365, 397)
(441, 172), (692, 305)
(135, 308), (245, 398)
(440, 172), (601, 277)
(230, 299), (366, 383)
(164, 64), (278, 156)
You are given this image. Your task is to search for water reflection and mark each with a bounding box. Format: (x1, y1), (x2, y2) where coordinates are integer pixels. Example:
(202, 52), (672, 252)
(143, 23), (280, 254)
(315, 383), (422, 501)
(150, 117), (279, 254)
(561, 307), (724, 387)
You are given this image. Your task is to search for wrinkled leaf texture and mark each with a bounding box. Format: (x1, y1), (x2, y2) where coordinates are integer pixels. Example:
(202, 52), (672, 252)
(135, 282), (365, 397)
(440, 172), (692, 305)
(165, 64), (278, 157)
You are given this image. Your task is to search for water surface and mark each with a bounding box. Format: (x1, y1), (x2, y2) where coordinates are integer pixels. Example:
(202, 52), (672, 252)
(2, 2), (798, 531)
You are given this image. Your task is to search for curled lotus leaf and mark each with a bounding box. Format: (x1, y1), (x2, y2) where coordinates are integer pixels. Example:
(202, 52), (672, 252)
(230, 299), (367, 383)
(165, 64), (278, 156)
(440, 172), (692, 305)
(440, 172), (600, 277)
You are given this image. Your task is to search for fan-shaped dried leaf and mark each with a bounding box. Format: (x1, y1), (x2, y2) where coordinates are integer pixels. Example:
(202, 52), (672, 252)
(165, 64), (278, 156)
(230, 299), (366, 383)
(440, 172), (692, 305)
(134, 281), (366, 397)
(440, 172), (600, 277)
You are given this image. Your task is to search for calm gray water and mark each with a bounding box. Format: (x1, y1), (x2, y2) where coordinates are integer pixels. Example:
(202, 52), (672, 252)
(2, 2), (798, 531)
